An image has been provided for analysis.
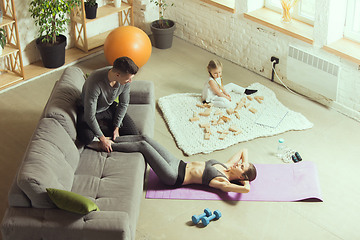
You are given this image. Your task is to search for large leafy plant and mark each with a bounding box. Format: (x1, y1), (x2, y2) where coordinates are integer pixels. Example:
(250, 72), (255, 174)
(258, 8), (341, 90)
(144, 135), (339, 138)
(150, 0), (174, 28)
(29, 0), (80, 45)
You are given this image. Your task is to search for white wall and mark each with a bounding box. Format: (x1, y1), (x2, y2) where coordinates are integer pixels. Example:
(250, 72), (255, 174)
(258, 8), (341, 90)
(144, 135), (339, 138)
(163, 0), (360, 121)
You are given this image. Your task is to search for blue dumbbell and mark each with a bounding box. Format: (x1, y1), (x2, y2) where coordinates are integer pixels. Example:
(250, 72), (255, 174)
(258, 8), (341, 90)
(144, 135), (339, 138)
(192, 208), (212, 224)
(201, 210), (222, 226)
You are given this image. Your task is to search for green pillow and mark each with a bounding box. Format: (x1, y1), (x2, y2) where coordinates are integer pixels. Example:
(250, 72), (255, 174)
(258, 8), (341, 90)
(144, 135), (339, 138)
(46, 188), (100, 214)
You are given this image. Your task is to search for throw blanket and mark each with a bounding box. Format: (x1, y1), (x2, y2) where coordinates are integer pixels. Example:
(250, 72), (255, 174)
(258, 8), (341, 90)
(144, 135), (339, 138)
(158, 83), (313, 155)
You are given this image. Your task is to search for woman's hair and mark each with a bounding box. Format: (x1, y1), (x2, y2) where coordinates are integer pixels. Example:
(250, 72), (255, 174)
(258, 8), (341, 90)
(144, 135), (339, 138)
(230, 163), (257, 186)
(243, 163), (257, 182)
(113, 56), (139, 75)
(207, 59), (222, 76)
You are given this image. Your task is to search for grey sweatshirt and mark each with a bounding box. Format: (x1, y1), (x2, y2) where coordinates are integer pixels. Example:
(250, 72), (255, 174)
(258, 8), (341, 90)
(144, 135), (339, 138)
(80, 66), (130, 137)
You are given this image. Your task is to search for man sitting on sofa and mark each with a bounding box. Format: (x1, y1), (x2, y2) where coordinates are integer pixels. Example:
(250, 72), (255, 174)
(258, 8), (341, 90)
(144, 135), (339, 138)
(77, 56), (139, 153)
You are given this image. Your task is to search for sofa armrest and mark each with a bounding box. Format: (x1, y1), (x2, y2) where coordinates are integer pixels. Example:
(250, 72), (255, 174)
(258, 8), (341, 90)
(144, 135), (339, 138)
(130, 80), (154, 105)
(7, 172), (31, 207)
(1, 208), (131, 240)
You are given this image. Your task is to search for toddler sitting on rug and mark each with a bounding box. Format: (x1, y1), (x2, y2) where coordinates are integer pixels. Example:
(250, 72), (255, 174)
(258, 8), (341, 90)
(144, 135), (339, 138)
(202, 59), (257, 108)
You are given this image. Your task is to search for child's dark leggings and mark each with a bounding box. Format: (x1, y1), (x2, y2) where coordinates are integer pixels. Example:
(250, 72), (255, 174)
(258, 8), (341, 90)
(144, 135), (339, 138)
(111, 135), (184, 186)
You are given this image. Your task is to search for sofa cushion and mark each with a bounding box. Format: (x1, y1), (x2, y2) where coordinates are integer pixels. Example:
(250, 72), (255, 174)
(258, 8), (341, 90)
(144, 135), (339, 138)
(44, 67), (85, 141)
(46, 188), (100, 214)
(1, 208), (131, 240)
(72, 149), (146, 240)
(17, 118), (80, 208)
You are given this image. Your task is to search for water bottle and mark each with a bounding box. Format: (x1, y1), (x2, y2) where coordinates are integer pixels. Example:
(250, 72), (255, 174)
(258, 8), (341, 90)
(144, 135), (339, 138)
(276, 138), (285, 158)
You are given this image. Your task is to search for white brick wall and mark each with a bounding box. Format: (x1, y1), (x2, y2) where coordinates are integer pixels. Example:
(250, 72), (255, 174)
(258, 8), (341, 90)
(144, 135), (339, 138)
(161, 0), (360, 121)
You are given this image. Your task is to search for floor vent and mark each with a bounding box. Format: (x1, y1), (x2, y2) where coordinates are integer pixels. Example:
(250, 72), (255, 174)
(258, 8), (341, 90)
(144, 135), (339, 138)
(287, 45), (340, 100)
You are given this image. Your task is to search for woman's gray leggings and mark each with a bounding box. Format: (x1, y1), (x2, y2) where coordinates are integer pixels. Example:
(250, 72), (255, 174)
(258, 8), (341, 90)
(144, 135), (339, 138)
(111, 135), (181, 185)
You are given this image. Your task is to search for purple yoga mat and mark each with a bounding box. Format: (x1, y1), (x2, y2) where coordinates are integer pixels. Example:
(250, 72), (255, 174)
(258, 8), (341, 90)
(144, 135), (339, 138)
(145, 161), (322, 202)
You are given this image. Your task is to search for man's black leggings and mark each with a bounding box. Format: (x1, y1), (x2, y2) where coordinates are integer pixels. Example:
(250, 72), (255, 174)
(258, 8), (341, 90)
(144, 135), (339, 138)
(76, 103), (139, 145)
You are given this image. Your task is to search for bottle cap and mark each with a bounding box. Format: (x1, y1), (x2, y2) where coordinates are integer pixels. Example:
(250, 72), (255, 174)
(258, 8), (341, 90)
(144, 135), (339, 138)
(278, 138), (284, 143)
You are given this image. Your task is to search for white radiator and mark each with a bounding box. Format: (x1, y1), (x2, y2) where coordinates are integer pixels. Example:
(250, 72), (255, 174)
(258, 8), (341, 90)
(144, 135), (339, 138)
(287, 46), (341, 101)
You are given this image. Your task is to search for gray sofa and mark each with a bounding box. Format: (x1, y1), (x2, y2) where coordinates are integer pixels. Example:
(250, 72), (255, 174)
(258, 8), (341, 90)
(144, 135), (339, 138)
(1, 66), (155, 240)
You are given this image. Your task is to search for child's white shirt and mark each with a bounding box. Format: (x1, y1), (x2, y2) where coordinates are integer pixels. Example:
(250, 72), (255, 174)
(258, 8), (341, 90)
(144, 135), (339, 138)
(201, 77), (222, 102)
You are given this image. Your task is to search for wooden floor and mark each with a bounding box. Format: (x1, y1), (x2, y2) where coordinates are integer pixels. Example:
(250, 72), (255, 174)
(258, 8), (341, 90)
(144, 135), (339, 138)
(0, 46), (103, 92)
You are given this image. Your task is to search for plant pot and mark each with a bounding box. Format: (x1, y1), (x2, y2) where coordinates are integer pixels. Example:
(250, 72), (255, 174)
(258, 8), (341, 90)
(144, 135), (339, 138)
(114, 0), (121, 8)
(150, 19), (176, 49)
(36, 34), (67, 69)
(85, 3), (98, 19)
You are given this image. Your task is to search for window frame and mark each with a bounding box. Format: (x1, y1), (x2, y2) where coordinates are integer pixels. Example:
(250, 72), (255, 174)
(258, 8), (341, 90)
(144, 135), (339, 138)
(201, 0), (235, 13)
(264, 0), (315, 25)
(344, 0), (360, 44)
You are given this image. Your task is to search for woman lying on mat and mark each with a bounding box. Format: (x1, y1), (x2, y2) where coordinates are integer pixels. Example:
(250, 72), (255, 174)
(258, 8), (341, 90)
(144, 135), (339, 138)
(90, 134), (257, 193)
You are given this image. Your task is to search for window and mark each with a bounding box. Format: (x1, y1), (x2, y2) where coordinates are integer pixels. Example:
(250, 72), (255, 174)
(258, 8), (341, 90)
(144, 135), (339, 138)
(265, 0), (315, 25)
(344, 0), (360, 43)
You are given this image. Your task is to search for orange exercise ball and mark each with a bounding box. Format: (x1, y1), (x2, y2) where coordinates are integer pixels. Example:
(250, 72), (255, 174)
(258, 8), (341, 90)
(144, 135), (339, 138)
(104, 26), (152, 68)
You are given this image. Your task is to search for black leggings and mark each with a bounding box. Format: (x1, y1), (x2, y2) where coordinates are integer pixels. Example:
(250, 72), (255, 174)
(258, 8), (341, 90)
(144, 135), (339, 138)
(76, 103), (139, 145)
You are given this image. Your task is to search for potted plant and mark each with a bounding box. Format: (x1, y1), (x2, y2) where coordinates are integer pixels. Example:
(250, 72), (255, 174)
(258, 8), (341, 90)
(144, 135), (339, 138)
(0, 28), (6, 55)
(150, 0), (176, 49)
(84, 0), (98, 19)
(29, 0), (80, 68)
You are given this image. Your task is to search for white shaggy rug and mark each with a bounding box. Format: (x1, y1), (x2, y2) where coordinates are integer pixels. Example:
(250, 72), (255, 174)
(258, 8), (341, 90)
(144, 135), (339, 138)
(158, 83), (313, 156)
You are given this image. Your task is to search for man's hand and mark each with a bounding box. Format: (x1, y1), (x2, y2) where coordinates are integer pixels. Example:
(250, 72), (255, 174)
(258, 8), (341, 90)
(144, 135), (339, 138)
(99, 136), (114, 153)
